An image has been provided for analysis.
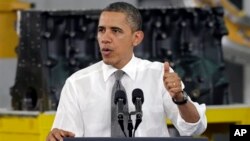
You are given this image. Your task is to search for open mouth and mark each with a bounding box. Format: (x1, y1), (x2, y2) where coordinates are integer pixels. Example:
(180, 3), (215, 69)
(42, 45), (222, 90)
(101, 48), (113, 56)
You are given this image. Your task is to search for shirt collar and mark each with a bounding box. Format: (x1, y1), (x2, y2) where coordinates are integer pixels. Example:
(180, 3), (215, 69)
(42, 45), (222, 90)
(102, 54), (138, 82)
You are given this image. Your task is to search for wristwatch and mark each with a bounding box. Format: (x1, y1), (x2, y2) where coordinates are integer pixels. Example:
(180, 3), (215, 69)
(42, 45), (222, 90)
(172, 91), (188, 105)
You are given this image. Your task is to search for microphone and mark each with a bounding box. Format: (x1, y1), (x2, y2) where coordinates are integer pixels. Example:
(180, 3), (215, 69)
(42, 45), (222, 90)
(114, 90), (127, 137)
(132, 88), (144, 118)
(132, 88), (144, 137)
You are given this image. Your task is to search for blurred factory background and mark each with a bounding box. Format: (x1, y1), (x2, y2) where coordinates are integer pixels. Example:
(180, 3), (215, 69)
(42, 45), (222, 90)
(1, 0), (250, 141)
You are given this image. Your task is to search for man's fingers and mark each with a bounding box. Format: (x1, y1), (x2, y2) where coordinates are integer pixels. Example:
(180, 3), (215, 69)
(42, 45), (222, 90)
(164, 62), (170, 73)
(62, 130), (75, 137)
(163, 62), (183, 99)
(46, 133), (57, 141)
(60, 130), (75, 141)
(53, 130), (63, 141)
(47, 128), (75, 141)
(163, 73), (180, 84)
(169, 87), (183, 95)
(164, 78), (181, 89)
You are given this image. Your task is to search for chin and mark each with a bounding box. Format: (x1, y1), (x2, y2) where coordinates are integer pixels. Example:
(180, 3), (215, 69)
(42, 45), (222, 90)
(102, 59), (113, 66)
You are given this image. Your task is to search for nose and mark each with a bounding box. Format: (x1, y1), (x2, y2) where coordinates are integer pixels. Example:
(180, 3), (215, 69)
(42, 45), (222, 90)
(100, 31), (112, 44)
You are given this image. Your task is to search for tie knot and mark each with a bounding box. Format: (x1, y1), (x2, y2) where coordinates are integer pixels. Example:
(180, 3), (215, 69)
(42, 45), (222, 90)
(115, 70), (124, 81)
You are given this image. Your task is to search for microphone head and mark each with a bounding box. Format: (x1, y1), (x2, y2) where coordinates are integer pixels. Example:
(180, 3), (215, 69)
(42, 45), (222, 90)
(114, 90), (127, 105)
(132, 88), (144, 104)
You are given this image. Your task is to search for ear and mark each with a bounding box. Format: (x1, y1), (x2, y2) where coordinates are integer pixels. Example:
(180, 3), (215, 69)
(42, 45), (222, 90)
(132, 31), (144, 47)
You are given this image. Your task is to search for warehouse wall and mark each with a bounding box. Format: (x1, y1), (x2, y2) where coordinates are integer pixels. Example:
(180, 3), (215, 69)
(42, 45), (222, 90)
(244, 0), (250, 15)
(0, 59), (16, 109)
(243, 0), (250, 104)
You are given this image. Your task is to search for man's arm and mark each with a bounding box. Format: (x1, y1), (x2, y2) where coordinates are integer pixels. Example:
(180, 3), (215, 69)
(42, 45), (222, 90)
(173, 94), (200, 123)
(47, 78), (84, 140)
(163, 62), (200, 123)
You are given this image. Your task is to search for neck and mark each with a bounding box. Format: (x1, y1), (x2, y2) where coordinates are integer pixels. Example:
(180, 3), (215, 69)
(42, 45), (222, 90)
(114, 54), (133, 69)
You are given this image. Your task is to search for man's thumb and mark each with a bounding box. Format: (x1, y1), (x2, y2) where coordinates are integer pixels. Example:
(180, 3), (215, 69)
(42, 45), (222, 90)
(164, 62), (170, 73)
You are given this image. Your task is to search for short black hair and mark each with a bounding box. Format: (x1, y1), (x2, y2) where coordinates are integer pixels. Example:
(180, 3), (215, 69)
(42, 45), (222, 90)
(102, 2), (142, 32)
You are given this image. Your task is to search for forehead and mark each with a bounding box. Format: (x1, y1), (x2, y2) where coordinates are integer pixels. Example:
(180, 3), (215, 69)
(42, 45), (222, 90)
(98, 11), (129, 27)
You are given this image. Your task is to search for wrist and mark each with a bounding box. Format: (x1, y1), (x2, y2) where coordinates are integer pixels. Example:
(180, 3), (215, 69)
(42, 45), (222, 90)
(173, 92), (184, 101)
(172, 91), (188, 105)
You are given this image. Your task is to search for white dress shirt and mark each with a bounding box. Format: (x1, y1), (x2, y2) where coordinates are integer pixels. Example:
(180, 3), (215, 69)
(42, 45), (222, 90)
(52, 55), (207, 137)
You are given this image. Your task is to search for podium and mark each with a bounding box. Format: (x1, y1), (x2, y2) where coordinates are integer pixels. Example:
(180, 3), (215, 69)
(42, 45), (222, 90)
(64, 137), (209, 141)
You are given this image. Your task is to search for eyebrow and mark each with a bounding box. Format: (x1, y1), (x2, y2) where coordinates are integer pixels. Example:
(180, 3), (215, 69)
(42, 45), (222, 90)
(98, 25), (123, 31)
(98, 26), (104, 29)
(110, 26), (123, 31)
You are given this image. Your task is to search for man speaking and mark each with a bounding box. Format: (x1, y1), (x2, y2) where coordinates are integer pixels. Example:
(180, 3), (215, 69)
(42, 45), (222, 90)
(46, 2), (207, 141)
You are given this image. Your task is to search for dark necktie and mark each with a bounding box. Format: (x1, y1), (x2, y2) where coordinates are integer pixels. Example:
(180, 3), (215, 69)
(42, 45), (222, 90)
(111, 70), (129, 137)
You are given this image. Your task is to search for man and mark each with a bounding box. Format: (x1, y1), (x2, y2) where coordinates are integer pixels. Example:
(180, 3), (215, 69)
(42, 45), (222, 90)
(46, 2), (207, 141)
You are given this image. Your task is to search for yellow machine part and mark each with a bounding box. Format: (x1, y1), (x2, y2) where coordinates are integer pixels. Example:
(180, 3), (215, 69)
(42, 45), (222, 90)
(0, 113), (55, 141)
(0, 0), (31, 58)
(0, 116), (40, 141)
(194, 0), (250, 47)
(224, 17), (250, 47)
(218, 0), (250, 47)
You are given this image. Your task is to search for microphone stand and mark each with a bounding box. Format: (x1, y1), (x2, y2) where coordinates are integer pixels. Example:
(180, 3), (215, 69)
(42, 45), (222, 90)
(133, 113), (142, 137)
(117, 99), (126, 137)
(127, 113), (133, 137)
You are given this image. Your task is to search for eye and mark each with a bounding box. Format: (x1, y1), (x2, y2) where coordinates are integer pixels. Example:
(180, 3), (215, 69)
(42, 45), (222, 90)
(111, 28), (122, 33)
(98, 27), (105, 33)
(113, 29), (120, 33)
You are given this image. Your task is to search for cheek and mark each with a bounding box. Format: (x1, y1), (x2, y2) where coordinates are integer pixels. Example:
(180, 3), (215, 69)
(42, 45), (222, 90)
(114, 36), (134, 52)
(120, 36), (134, 46)
(97, 35), (102, 42)
(120, 45), (134, 56)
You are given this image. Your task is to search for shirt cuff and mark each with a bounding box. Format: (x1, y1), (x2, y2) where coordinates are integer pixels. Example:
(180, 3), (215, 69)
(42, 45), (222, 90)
(176, 102), (207, 136)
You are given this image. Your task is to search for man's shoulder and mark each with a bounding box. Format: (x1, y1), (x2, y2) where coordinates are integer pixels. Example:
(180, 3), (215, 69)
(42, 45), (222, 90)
(69, 61), (103, 80)
(137, 57), (164, 71)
